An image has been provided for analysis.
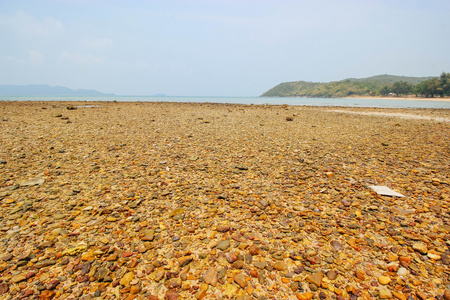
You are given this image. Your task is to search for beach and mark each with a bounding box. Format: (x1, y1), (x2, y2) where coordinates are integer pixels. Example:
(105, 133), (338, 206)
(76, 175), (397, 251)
(0, 101), (449, 300)
(345, 95), (450, 102)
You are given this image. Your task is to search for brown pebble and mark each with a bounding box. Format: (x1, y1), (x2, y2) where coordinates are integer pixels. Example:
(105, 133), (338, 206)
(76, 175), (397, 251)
(273, 261), (288, 271)
(234, 273), (246, 288)
(39, 290), (56, 300)
(443, 290), (450, 300)
(166, 290), (181, 300)
(232, 260), (244, 269)
(204, 267), (218, 287)
(306, 272), (323, 286)
(130, 285), (140, 294)
(0, 283), (9, 295)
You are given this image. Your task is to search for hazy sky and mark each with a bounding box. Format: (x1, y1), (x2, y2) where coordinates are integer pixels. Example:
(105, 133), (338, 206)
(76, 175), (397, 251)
(1, 0), (449, 96)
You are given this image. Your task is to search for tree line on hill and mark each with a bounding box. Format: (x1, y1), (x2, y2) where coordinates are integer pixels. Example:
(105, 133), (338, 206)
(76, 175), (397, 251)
(410, 72), (450, 97)
(261, 73), (450, 98)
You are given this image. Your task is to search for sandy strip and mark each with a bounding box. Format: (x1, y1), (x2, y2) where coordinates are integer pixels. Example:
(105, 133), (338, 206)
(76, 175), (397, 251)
(345, 96), (450, 102)
(326, 109), (450, 122)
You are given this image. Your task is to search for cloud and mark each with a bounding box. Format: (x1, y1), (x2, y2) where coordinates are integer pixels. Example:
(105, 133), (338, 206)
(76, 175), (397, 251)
(29, 50), (44, 65)
(81, 38), (113, 49)
(0, 11), (63, 37)
(59, 51), (105, 64)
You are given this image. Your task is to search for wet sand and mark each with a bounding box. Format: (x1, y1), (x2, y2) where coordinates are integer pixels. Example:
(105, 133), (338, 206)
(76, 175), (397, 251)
(0, 101), (449, 299)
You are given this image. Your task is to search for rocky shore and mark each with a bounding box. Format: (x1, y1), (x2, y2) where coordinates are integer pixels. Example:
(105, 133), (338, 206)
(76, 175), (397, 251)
(0, 101), (449, 300)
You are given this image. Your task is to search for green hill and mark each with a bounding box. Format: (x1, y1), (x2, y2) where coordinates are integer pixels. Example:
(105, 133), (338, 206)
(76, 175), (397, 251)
(261, 75), (433, 97)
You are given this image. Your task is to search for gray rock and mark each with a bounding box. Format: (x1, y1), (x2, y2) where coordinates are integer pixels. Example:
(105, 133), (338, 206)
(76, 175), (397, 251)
(217, 240), (230, 251)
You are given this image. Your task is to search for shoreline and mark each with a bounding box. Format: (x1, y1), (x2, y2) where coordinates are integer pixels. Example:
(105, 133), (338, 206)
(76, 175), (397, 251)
(344, 95), (450, 102)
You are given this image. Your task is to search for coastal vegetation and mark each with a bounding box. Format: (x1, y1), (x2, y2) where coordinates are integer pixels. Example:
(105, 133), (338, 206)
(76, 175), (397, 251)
(261, 73), (450, 98)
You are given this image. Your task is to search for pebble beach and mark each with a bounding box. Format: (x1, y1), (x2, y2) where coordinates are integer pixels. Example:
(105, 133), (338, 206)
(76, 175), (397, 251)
(0, 101), (449, 300)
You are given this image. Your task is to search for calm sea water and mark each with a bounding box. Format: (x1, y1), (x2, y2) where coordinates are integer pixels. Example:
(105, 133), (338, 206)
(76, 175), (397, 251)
(1, 96), (449, 109)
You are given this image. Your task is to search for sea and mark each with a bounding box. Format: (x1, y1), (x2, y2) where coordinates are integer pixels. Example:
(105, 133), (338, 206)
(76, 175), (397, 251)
(1, 96), (449, 109)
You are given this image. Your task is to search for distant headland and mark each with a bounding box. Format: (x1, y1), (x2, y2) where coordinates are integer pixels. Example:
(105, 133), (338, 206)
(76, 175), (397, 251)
(261, 73), (450, 98)
(0, 84), (115, 97)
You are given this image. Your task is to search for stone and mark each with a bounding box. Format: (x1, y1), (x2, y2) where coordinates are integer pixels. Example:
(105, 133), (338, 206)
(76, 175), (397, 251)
(427, 252), (441, 260)
(81, 252), (96, 261)
(234, 273), (246, 288)
(204, 267), (218, 287)
(326, 270), (337, 280)
(296, 292), (314, 300)
(166, 290), (181, 300)
(225, 282), (238, 297)
(248, 245), (260, 255)
(153, 269), (165, 282)
(416, 292), (428, 300)
(178, 255), (193, 267)
(169, 207), (184, 218)
(34, 259), (56, 269)
(254, 261), (267, 269)
(39, 290), (56, 300)
(330, 240), (343, 250)
(397, 267), (408, 276)
(378, 276), (391, 285)
(355, 269), (365, 280)
(62, 244), (88, 256)
(217, 240), (230, 251)
(165, 278), (182, 289)
(20, 175), (45, 186)
(412, 243), (428, 254)
(232, 260), (244, 269)
(306, 272), (323, 287)
(120, 272), (134, 286)
(216, 225), (230, 232)
(379, 289), (393, 299)
(0, 283), (9, 295)
(10, 273), (27, 283)
(392, 291), (407, 300)
(273, 261), (288, 271)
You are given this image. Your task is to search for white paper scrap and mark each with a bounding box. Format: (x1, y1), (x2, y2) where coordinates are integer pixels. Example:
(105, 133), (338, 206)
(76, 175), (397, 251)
(368, 186), (405, 197)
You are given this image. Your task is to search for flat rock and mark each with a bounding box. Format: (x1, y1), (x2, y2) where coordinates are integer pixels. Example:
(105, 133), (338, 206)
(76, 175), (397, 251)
(379, 289), (393, 299)
(234, 273), (246, 288)
(273, 261), (287, 271)
(306, 272), (323, 287)
(204, 267), (218, 286)
(378, 276), (391, 285)
(391, 207), (415, 215)
(178, 255), (193, 267)
(412, 243), (428, 254)
(120, 272), (134, 286)
(34, 259), (56, 268)
(217, 240), (230, 251)
(330, 240), (343, 250)
(0, 283), (8, 295)
(19, 175), (45, 186)
(10, 274), (27, 283)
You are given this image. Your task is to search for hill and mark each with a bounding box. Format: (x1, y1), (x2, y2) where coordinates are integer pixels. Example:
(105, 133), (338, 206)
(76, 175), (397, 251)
(0, 84), (115, 97)
(345, 74), (432, 85)
(261, 75), (433, 98)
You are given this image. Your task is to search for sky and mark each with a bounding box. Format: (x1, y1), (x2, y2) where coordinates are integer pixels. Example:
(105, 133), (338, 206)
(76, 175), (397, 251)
(0, 0), (449, 97)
